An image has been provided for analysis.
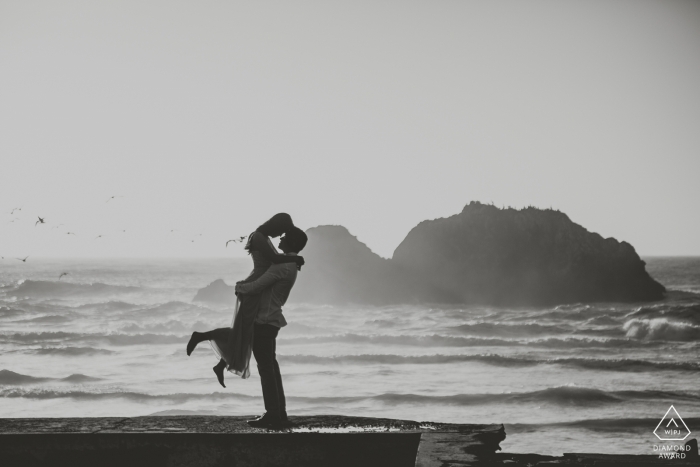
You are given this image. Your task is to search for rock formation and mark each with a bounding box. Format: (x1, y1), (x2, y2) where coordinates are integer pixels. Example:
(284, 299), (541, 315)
(392, 202), (665, 305)
(192, 279), (236, 305)
(193, 203), (665, 306)
(291, 225), (459, 305)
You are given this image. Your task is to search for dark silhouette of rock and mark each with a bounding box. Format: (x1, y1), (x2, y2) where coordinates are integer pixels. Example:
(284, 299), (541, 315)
(192, 279), (236, 305)
(392, 202), (665, 305)
(292, 226), (459, 305)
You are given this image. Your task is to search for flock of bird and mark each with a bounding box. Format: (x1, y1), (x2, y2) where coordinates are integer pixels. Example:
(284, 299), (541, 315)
(2, 199), (249, 274)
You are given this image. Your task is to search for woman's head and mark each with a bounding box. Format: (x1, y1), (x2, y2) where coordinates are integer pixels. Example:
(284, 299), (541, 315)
(257, 213), (294, 238)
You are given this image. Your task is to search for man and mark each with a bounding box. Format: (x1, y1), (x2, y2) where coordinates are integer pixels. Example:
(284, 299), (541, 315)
(235, 226), (308, 428)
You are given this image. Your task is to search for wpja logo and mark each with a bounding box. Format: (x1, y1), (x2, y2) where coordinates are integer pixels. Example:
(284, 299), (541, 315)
(653, 405), (693, 460)
(654, 406), (691, 441)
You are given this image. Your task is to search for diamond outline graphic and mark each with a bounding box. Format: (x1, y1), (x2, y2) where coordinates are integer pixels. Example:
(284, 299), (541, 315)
(654, 405), (691, 441)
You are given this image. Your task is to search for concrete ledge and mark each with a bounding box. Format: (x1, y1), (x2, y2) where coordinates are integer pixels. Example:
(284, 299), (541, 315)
(0, 416), (506, 467)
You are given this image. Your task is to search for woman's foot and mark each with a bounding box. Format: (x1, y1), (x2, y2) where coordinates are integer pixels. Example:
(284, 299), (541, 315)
(213, 362), (226, 388)
(186, 332), (202, 356)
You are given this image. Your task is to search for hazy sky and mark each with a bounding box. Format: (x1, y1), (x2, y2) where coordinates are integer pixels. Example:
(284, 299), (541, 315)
(1, 0), (699, 258)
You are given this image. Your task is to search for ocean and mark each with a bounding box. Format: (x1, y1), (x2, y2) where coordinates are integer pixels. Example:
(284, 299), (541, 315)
(1, 256), (698, 456)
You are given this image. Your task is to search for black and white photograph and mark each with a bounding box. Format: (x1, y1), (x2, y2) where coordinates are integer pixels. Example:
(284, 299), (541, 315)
(1, 1), (699, 466)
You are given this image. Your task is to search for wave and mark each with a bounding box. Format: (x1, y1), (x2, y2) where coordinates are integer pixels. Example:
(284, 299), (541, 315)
(122, 301), (215, 317)
(623, 318), (700, 341)
(506, 417), (700, 433)
(120, 320), (211, 334)
(0, 330), (678, 349)
(448, 322), (573, 337)
(0, 370), (53, 385)
(0, 388), (256, 402)
(7, 280), (142, 298)
(280, 334), (667, 349)
(626, 303), (700, 325)
(364, 387), (700, 407)
(0, 332), (77, 343)
(0, 306), (24, 318)
(29, 347), (115, 356)
(75, 301), (139, 311)
(280, 354), (700, 372)
(3, 385), (697, 407)
(0, 332), (185, 346)
(60, 374), (103, 383)
(0, 370), (102, 385)
(14, 315), (73, 324)
(511, 305), (621, 322)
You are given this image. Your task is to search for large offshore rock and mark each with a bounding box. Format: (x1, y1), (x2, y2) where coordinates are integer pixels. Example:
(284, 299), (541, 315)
(392, 201), (665, 305)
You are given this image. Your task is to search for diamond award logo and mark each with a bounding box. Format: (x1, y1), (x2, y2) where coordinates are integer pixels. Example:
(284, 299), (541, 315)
(654, 406), (691, 441)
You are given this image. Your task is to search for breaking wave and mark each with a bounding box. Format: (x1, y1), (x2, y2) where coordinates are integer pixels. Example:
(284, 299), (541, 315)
(623, 318), (700, 341)
(625, 303), (700, 325)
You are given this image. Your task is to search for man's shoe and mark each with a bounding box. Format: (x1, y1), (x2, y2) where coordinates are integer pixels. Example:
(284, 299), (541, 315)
(247, 412), (282, 428)
(278, 411), (294, 427)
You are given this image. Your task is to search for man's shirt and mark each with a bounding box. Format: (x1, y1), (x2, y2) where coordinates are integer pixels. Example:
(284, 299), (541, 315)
(235, 254), (298, 328)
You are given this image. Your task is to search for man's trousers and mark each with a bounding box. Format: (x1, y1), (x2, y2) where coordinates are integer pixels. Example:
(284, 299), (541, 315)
(252, 323), (286, 417)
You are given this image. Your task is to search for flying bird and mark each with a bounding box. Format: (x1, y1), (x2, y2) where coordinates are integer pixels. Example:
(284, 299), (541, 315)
(66, 232), (77, 236)
(95, 235), (104, 239)
(58, 272), (69, 280)
(106, 196), (123, 203)
(35, 217), (45, 226)
(10, 218), (20, 223)
(52, 224), (65, 230)
(9, 208), (22, 215)
(226, 236), (247, 247)
(15, 256), (29, 262)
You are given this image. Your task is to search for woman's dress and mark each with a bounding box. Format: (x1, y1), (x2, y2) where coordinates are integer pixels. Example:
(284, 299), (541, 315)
(210, 234), (272, 379)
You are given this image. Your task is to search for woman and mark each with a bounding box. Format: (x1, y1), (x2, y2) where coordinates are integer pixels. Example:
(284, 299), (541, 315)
(186, 213), (304, 387)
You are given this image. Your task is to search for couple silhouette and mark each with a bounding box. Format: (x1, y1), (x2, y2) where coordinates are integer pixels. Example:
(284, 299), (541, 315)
(186, 213), (308, 428)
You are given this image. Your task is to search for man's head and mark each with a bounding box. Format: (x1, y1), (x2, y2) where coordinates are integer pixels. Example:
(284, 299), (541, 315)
(278, 226), (308, 254)
(258, 213), (294, 238)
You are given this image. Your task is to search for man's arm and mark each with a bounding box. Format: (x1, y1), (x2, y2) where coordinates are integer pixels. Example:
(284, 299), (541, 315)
(235, 264), (290, 295)
(250, 232), (305, 268)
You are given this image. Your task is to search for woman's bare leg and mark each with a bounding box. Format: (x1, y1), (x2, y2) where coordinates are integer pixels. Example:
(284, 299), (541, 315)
(213, 358), (227, 388)
(186, 328), (231, 356)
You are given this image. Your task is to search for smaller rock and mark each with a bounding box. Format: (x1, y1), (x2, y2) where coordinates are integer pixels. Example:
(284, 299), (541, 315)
(193, 279), (236, 305)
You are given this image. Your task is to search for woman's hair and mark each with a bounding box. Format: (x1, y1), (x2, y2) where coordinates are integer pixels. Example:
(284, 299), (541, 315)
(256, 213), (295, 237)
